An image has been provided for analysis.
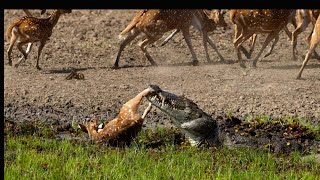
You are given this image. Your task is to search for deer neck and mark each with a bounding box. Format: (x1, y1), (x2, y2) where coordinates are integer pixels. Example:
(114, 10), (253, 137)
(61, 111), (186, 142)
(48, 10), (62, 27)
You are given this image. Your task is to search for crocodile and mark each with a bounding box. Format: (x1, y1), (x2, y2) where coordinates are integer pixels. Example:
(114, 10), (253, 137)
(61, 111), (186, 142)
(145, 84), (221, 147)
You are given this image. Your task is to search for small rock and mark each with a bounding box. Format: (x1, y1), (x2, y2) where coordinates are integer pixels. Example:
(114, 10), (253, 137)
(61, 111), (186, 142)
(21, 89), (28, 95)
(119, 84), (130, 89)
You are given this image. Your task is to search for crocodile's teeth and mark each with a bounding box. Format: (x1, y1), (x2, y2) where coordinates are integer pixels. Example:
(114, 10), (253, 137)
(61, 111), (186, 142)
(161, 97), (165, 108)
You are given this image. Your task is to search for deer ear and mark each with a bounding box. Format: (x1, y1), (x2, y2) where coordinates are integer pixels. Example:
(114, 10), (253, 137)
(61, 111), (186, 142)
(40, 9), (46, 15)
(222, 10), (227, 14)
(78, 124), (88, 133)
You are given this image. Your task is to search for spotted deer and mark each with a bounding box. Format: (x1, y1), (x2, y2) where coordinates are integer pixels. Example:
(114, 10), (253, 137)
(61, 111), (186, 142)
(79, 87), (154, 145)
(231, 9), (295, 68)
(159, 9), (228, 63)
(292, 9), (320, 60)
(6, 9), (72, 70)
(114, 9), (226, 68)
(244, 20), (295, 59)
(296, 15), (320, 79)
(18, 9), (48, 66)
(246, 10), (320, 61)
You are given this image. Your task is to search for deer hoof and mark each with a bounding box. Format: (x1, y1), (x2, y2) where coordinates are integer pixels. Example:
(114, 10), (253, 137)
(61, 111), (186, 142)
(191, 61), (199, 66)
(112, 65), (120, 70)
(239, 63), (246, 68)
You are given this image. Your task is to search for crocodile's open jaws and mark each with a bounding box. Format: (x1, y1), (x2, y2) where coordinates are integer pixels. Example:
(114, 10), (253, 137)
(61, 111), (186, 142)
(145, 84), (221, 147)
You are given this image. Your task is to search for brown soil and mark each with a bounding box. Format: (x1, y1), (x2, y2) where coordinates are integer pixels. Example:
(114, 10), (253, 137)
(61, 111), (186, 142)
(4, 10), (320, 153)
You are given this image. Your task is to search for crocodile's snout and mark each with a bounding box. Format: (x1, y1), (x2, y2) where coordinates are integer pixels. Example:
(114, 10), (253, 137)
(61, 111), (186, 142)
(148, 84), (162, 93)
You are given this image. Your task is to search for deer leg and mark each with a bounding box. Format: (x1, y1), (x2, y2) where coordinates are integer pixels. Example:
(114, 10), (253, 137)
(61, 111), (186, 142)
(297, 43), (318, 79)
(36, 41), (46, 70)
(160, 29), (180, 47)
(181, 28), (199, 66)
(141, 102), (152, 120)
(206, 33), (225, 63)
(234, 25), (251, 59)
(138, 38), (158, 66)
(306, 29), (320, 60)
(6, 32), (18, 66)
(292, 19), (309, 61)
(284, 26), (292, 41)
(18, 42), (33, 61)
(248, 34), (258, 58)
(264, 34), (279, 58)
(114, 28), (140, 68)
(234, 31), (254, 68)
(297, 33), (319, 79)
(252, 31), (279, 67)
(14, 41), (29, 68)
(201, 30), (211, 63)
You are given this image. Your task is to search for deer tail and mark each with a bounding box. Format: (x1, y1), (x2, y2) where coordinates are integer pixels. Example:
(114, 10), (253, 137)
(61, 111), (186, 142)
(6, 18), (23, 41)
(229, 10), (237, 24)
(119, 10), (147, 38)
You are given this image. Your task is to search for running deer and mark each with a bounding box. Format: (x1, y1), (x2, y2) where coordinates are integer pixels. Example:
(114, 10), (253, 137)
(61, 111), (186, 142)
(244, 20), (295, 59)
(296, 15), (320, 79)
(159, 9), (228, 63)
(292, 9), (320, 60)
(231, 9), (295, 68)
(18, 9), (48, 66)
(248, 10), (320, 61)
(113, 9), (226, 68)
(79, 87), (154, 145)
(6, 9), (72, 70)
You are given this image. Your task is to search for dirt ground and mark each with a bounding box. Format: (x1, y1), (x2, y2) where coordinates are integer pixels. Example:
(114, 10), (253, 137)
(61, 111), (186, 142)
(3, 10), (320, 152)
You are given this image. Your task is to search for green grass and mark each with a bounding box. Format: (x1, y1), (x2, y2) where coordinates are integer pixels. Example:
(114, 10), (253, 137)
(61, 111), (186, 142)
(5, 134), (320, 179)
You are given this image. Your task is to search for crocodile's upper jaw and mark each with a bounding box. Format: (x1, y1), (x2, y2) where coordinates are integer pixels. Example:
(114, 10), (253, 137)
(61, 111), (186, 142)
(146, 85), (188, 119)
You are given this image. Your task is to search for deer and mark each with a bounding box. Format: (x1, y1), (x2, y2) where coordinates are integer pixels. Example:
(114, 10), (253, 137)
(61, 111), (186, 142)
(113, 9), (226, 68)
(6, 9), (72, 70)
(247, 10), (320, 61)
(159, 9), (228, 63)
(292, 9), (320, 60)
(162, 9), (293, 61)
(18, 9), (48, 66)
(79, 87), (154, 145)
(296, 15), (320, 79)
(243, 19), (296, 60)
(230, 9), (295, 68)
